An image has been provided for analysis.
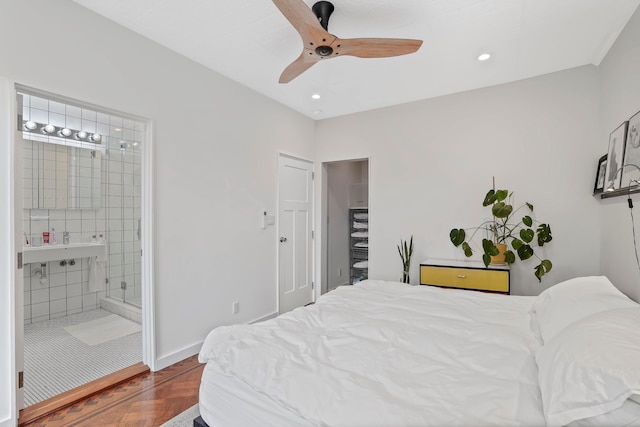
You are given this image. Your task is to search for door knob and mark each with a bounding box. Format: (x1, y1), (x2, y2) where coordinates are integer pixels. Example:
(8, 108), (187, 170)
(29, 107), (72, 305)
(280, 237), (288, 243)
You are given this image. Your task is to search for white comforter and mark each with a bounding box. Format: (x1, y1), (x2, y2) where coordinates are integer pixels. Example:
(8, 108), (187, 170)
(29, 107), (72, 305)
(199, 280), (545, 426)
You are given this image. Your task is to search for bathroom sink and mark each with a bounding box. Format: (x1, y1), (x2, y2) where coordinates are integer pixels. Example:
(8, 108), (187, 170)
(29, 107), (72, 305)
(23, 242), (105, 264)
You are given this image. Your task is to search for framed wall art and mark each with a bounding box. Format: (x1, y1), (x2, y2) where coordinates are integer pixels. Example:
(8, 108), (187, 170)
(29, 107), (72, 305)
(604, 121), (629, 190)
(593, 154), (607, 194)
(621, 110), (640, 186)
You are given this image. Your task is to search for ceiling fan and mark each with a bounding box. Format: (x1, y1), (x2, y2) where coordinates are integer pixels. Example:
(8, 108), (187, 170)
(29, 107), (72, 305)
(272, 0), (423, 83)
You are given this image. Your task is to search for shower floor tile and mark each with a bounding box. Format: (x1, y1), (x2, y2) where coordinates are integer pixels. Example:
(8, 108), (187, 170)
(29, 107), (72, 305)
(23, 309), (142, 407)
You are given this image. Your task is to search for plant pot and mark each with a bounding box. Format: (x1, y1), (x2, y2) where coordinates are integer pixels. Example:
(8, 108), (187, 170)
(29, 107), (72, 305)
(490, 243), (507, 265)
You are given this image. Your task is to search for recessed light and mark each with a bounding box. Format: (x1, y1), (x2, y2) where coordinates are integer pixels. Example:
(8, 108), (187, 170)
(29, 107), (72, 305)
(312, 110), (323, 115)
(477, 53), (491, 62)
(311, 93), (321, 100)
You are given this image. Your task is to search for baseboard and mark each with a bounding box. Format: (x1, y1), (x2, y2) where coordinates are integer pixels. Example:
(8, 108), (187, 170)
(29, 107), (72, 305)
(154, 311), (278, 371)
(1, 416), (17, 427)
(155, 342), (202, 371)
(250, 311), (278, 324)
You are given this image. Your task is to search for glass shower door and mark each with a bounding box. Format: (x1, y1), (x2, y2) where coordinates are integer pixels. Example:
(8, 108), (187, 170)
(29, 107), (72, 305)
(104, 119), (143, 307)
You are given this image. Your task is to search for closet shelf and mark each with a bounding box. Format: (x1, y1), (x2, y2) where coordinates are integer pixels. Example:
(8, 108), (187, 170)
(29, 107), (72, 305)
(349, 208), (368, 284)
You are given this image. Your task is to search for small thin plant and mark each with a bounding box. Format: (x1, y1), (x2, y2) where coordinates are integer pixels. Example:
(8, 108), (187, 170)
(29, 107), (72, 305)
(397, 235), (414, 283)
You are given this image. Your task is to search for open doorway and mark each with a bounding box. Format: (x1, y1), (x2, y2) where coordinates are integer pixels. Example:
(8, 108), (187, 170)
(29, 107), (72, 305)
(14, 85), (151, 411)
(321, 159), (369, 294)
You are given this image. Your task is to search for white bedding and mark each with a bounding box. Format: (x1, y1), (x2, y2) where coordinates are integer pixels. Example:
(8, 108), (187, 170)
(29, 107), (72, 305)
(199, 280), (546, 426)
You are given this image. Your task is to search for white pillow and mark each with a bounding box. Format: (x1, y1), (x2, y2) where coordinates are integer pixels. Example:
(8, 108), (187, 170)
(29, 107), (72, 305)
(537, 307), (640, 427)
(531, 276), (636, 343)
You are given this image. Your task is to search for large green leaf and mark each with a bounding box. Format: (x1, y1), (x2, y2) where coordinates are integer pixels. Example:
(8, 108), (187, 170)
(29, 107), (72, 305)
(482, 239), (499, 256)
(482, 253), (491, 267)
(462, 242), (473, 257)
(517, 244), (534, 260)
(534, 259), (553, 282)
(519, 228), (534, 243)
(492, 202), (513, 218)
(511, 238), (523, 250)
(450, 229), (466, 246)
(522, 215), (532, 227)
(504, 250), (516, 264)
(537, 223), (552, 246)
(495, 189), (508, 202)
(482, 189), (496, 206)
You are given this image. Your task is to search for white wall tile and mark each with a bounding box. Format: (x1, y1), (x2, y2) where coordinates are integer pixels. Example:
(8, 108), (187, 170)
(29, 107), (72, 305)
(82, 293), (97, 310)
(67, 270), (82, 284)
(31, 302), (49, 319)
(67, 283), (82, 298)
(50, 299), (66, 316)
(50, 285), (66, 301)
(31, 288), (49, 305)
(67, 296), (82, 311)
(49, 272), (66, 287)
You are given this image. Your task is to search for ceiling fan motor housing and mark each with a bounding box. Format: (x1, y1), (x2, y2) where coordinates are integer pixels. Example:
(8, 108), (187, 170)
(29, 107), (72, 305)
(312, 1), (334, 31)
(311, 1), (336, 56)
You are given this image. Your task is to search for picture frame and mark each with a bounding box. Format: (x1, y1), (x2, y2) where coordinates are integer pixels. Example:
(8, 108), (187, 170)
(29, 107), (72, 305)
(604, 121), (629, 191)
(593, 154), (607, 194)
(621, 110), (640, 186)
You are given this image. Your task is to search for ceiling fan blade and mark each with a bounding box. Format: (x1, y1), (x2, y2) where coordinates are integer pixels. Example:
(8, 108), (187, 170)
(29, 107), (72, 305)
(336, 37), (423, 58)
(279, 51), (320, 83)
(272, 0), (331, 44)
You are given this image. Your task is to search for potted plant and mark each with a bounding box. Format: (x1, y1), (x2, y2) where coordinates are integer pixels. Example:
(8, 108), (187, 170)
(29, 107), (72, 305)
(397, 236), (414, 283)
(449, 184), (553, 282)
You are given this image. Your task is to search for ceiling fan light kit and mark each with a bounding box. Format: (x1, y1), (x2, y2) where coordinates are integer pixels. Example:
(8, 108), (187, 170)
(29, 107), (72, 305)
(273, 0), (423, 83)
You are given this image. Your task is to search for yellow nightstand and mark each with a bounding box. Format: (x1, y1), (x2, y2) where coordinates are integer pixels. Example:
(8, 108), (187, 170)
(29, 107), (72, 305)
(420, 258), (510, 294)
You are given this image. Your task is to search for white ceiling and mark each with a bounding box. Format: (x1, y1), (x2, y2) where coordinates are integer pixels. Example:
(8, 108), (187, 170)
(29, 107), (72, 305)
(72, 0), (639, 120)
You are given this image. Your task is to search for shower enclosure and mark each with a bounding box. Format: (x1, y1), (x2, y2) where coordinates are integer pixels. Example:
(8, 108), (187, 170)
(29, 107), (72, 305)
(104, 121), (143, 308)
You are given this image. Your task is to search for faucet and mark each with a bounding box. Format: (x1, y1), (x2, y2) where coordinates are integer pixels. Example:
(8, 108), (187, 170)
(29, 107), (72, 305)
(63, 231), (70, 245)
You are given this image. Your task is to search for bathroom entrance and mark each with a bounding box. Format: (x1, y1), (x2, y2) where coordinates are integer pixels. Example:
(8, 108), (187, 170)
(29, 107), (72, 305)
(14, 85), (152, 411)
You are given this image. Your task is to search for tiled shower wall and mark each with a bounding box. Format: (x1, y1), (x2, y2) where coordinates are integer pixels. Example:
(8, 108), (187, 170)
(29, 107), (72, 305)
(20, 92), (143, 324)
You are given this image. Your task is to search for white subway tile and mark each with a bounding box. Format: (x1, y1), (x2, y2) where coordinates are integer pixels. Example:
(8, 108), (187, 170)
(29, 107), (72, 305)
(31, 288), (49, 305)
(49, 112), (65, 127)
(50, 299), (66, 316)
(67, 270), (82, 284)
(50, 285), (66, 301)
(83, 293), (97, 310)
(67, 283), (82, 298)
(31, 302), (50, 318)
(66, 116), (81, 129)
(81, 109), (97, 121)
(67, 296), (82, 311)
(49, 272), (66, 287)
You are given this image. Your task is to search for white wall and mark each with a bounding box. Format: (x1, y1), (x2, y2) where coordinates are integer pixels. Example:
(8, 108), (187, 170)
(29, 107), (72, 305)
(316, 66), (603, 295)
(599, 7), (640, 300)
(0, 0), (314, 375)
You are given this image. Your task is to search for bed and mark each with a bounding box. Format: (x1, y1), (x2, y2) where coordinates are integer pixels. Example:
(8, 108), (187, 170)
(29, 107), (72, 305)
(197, 277), (640, 426)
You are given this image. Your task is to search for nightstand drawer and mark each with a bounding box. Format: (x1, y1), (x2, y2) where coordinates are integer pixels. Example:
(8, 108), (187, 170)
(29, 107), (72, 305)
(420, 265), (509, 293)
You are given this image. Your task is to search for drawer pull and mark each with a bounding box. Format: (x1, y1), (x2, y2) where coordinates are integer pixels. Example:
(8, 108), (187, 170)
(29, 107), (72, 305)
(457, 274), (467, 279)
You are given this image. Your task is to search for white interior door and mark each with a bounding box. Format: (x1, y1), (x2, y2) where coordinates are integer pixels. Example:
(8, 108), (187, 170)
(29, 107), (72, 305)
(278, 154), (314, 314)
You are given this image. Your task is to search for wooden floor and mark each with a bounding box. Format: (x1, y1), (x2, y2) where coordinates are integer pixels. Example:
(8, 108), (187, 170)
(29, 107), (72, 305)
(20, 355), (204, 427)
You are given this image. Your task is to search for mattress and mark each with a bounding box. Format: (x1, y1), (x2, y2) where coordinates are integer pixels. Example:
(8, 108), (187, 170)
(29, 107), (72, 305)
(199, 280), (547, 426)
